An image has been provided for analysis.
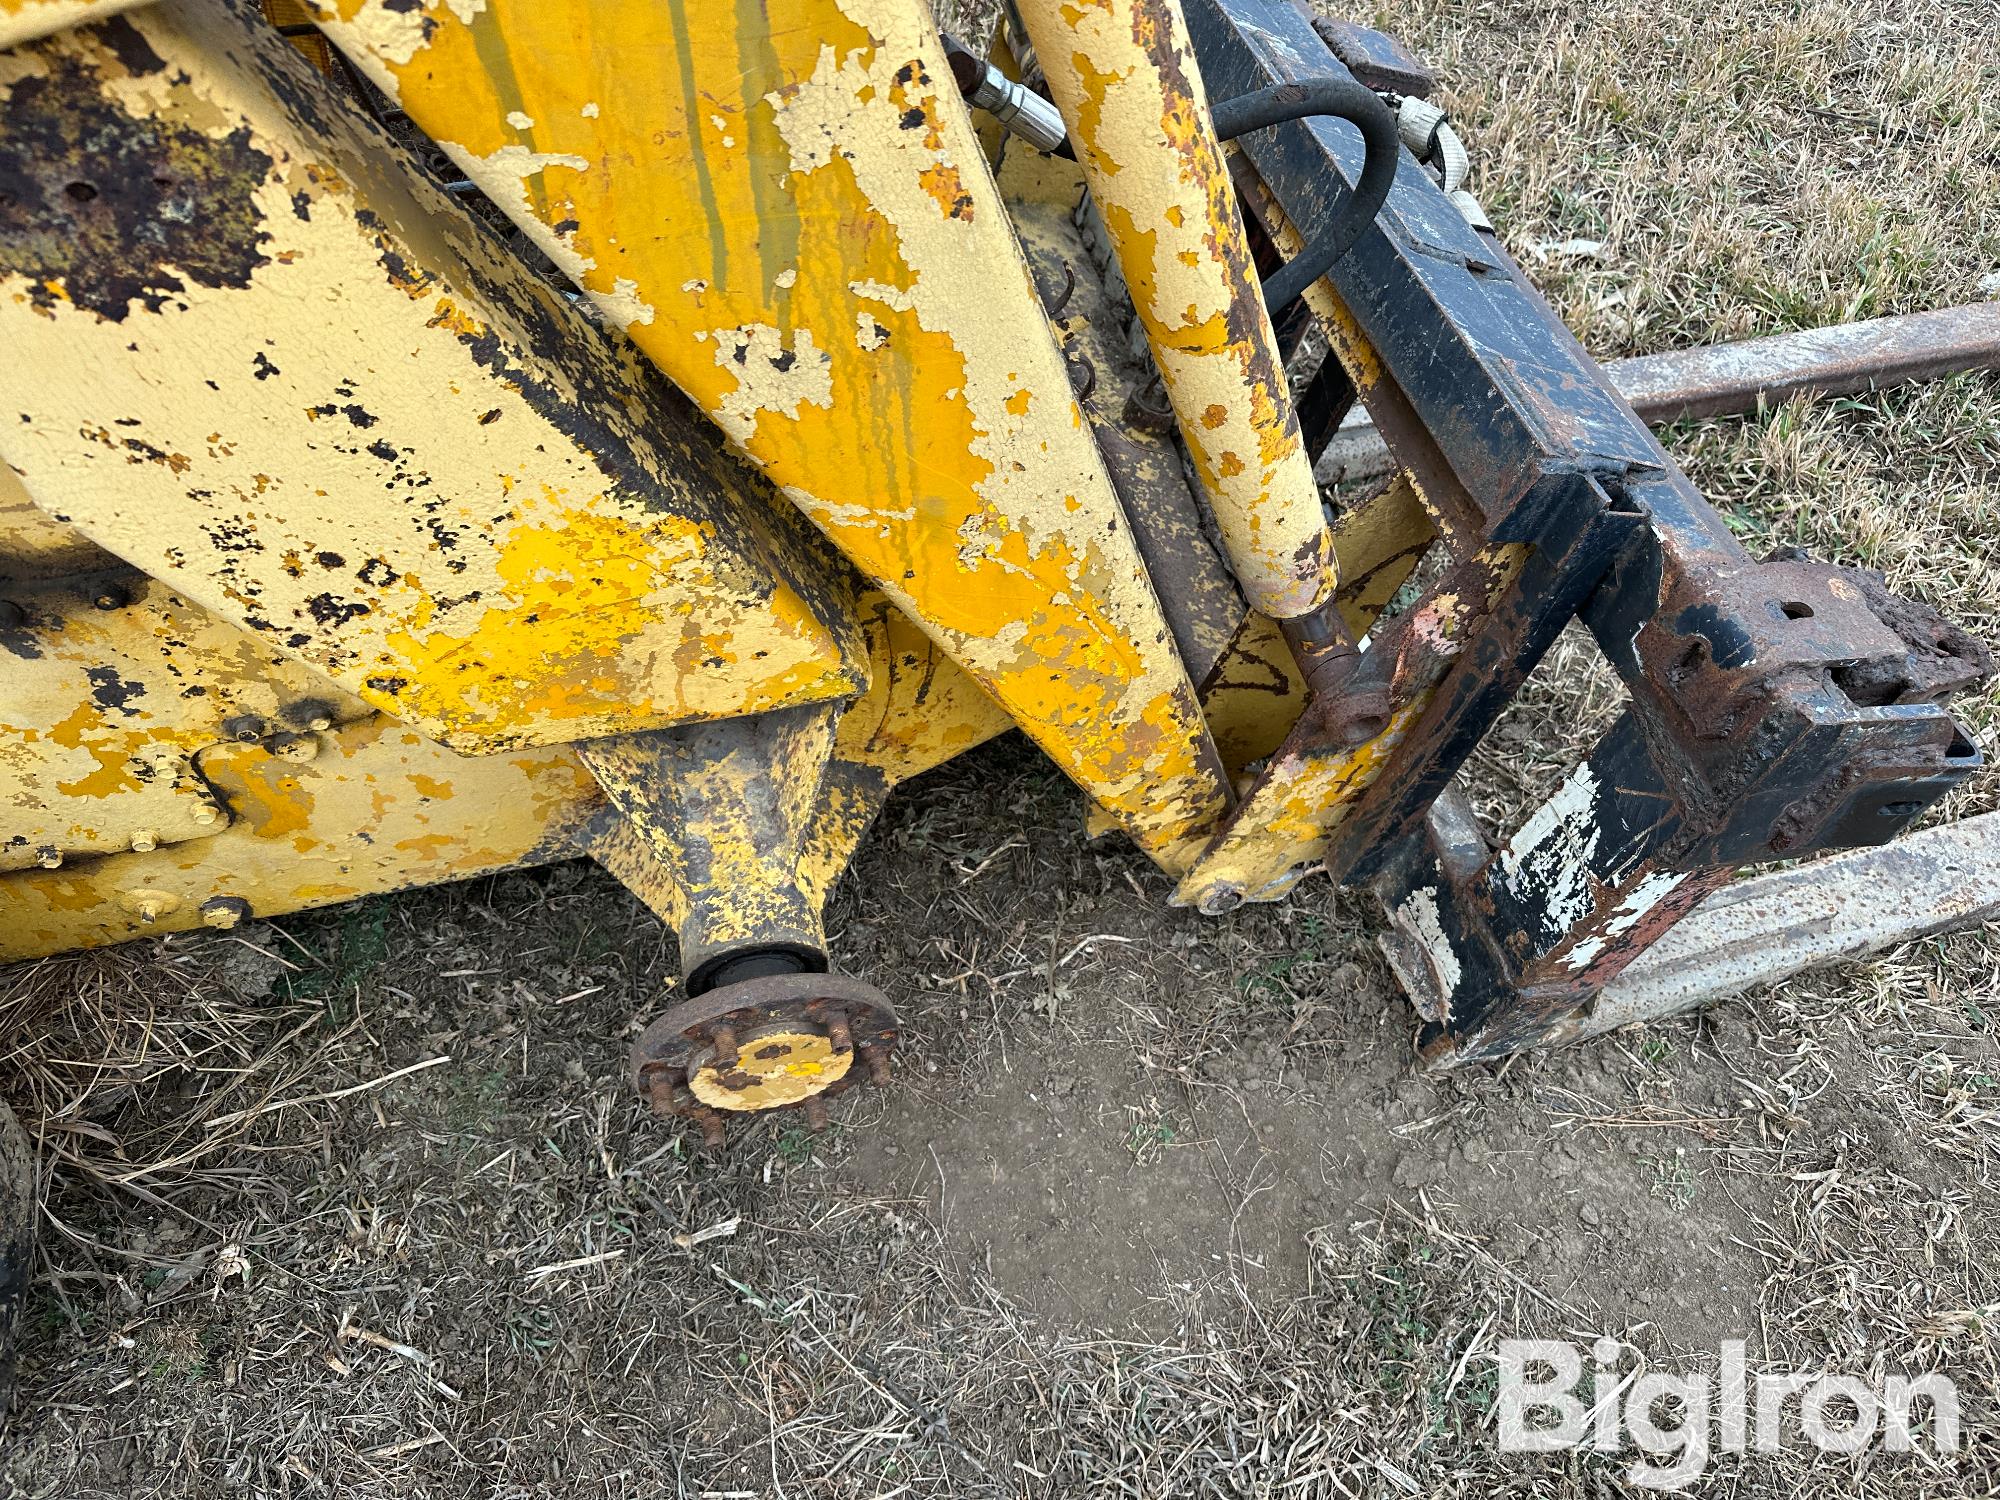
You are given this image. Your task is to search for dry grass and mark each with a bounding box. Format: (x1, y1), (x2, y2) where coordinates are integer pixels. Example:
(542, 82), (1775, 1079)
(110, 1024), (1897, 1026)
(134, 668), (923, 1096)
(6, 0), (2000, 1496)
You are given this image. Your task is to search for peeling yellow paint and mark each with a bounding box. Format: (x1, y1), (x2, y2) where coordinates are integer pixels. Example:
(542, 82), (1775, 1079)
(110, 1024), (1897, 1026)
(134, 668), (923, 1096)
(0, 10), (865, 753)
(0, 572), (371, 871)
(0, 714), (599, 963)
(304, 0), (1230, 867)
(0, 0), (149, 49)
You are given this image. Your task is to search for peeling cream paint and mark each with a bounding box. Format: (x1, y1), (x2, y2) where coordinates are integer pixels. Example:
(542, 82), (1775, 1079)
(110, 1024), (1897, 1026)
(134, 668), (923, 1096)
(1563, 869), (1686, 971)
(0, 0), (151, 50)
(307, 0), (427, 72)
(1495, 761), (1603, 935)
(704, 325), (835, 444)
(1399, 884), (1462, 999)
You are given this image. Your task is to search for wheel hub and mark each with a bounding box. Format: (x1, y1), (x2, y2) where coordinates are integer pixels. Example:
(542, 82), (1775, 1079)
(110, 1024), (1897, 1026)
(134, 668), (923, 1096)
(630, 972), (897, 1147)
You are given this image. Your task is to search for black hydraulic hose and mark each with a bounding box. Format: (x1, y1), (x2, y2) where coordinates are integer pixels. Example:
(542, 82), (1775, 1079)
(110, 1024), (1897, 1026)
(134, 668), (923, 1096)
(1210, 77), (1400, 316)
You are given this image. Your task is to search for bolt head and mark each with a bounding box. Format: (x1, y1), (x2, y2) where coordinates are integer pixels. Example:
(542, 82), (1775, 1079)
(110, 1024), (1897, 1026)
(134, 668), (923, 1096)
(130, 829), (160, 854)
(118, 888), (182, 921)
(200, 896), (252, 930)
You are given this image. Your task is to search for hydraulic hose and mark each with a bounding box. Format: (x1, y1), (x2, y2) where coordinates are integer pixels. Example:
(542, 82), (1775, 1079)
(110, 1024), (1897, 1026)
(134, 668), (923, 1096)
(1210, 77), (1401, 315)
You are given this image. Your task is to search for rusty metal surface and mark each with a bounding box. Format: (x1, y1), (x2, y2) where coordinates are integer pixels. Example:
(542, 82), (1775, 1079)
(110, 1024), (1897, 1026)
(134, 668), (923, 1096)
(1319, 303), (2000, 486)
(1613, 301), (2000, 423)
(1173, 537), (1530, 911)
(1187, 0), (1989, 1063)
(1577, 810), (2000, 1042)
(1231, 169), (1486, 545)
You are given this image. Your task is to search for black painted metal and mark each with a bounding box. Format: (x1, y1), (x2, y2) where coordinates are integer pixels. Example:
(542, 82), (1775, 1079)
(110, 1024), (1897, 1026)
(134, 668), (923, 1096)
(1185, 0), (1989, 1060)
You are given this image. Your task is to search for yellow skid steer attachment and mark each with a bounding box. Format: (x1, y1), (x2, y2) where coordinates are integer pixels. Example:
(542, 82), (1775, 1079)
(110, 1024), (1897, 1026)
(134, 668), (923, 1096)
(1, 0), (1989, 1150)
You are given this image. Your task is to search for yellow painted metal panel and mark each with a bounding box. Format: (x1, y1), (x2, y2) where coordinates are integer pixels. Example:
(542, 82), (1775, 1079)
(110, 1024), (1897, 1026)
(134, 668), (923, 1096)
(0, 576), (1008, 963)
(304, 0), (1232, 868)
(0, 462), (110, 579)
(0, 5), (864, 753)
(0, 715), (598, 963)
(834, 593), (1014, 785)
(0, 571), (369, 871)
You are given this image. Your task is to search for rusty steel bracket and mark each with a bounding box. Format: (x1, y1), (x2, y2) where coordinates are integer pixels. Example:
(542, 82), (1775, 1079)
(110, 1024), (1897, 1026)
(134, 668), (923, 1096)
(1183, 0), (1991, 1061)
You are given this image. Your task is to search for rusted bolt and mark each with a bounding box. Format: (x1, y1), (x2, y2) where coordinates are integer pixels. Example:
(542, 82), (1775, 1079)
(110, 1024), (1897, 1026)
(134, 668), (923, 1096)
(643, 1069), (677, 1120)
(862, 1046), (892, 1088)
(804, 1097), (831, 1132)
(1198, 884), (1245, 917)
(130, 828), (160, 854)
(34, 846), (61, 870)
(692, 1108), (727, 1151)
(92, 584), (130, 611)
(825, 1013), (853, 1052)
(200, 896), (252, 931)
(707, 1024), (739, 1073)
(284, 697), (340, 733)
(222, 714), (267, 744)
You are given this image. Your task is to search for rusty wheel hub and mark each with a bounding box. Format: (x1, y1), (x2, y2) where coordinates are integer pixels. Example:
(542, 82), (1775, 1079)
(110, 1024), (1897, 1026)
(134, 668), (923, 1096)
(629, 973), (897, 1147)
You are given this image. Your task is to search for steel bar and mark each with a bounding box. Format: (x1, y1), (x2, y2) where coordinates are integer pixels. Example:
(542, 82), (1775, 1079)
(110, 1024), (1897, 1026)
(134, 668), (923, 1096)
(1579, 810), (2000, 1041)
(1183, 0), (1985, 1057)
(1318, 303), (2000, 485)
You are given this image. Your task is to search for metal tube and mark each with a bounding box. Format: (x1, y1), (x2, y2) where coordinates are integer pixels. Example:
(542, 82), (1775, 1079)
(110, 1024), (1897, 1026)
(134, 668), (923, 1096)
(1013, 0), (1337, 625)
(1319, 303), (2000, 484)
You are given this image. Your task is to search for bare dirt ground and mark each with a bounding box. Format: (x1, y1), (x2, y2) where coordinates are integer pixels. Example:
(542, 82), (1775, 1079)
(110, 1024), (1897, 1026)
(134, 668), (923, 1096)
(5, 0), (2000, 1495)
